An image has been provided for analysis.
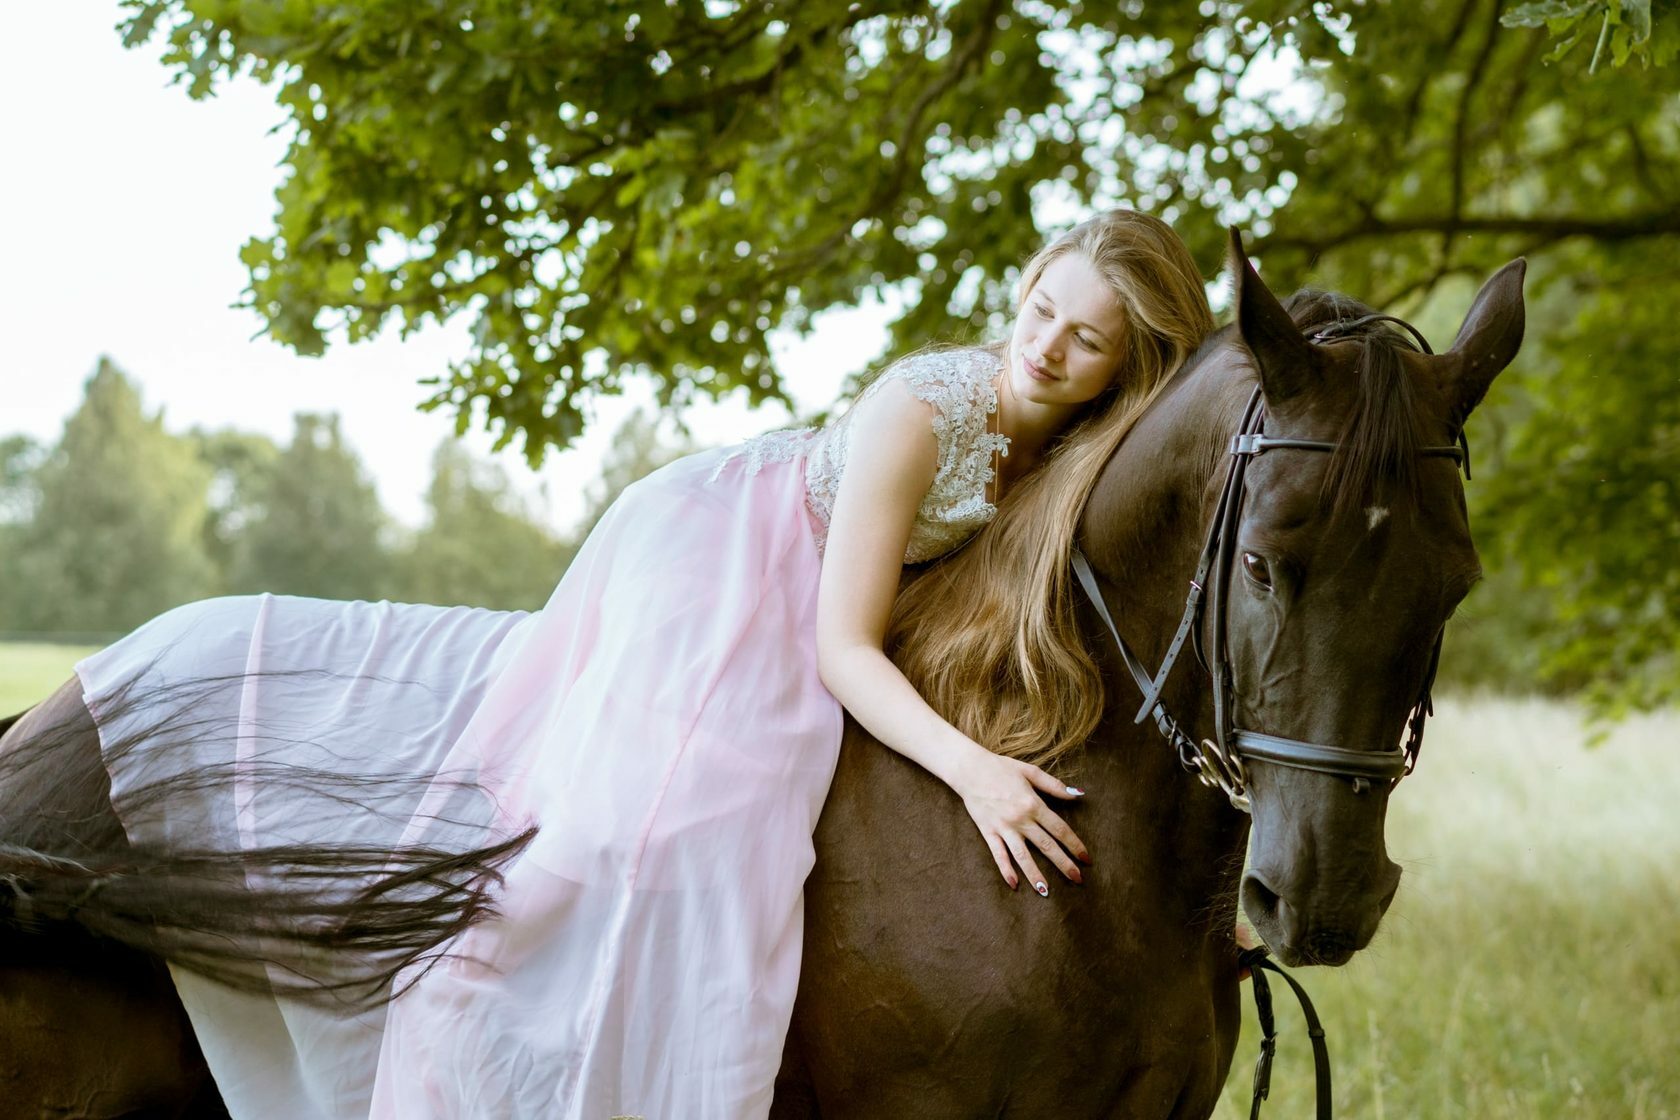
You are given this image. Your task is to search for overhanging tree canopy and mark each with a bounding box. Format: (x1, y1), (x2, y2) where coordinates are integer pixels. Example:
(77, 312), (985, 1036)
(118, 0), (1327, 453)
(120, 0), (1679, 710)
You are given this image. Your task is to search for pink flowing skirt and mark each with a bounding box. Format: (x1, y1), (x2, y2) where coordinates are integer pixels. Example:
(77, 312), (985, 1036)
(77, 446), (843, 1120)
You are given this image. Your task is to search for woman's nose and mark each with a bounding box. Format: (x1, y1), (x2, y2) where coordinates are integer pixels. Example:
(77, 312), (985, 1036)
(1038, 325), (1066, 361)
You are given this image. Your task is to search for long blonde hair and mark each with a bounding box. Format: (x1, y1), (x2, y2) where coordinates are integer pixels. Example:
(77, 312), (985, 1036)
(886, 210), (1215, 769)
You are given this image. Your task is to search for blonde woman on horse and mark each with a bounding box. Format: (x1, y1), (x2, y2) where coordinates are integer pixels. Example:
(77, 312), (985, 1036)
(11, 208), (1218, 1118)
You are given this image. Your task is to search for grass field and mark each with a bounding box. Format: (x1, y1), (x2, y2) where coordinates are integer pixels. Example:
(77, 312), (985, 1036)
(2, 643), (1674, 1115)
(1212, 697), (1680, 1119)
(0, 641), (98, 715)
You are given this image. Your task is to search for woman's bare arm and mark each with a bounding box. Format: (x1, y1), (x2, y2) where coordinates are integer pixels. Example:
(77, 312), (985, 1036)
(814, 380), (1089, 893)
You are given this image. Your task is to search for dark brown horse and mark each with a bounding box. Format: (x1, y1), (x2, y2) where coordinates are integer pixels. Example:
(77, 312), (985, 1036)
(0, 236), (1524, 1117)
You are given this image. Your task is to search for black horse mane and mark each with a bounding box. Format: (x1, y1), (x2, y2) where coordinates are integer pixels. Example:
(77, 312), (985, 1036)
(1170, 288), (1430, 517)
(1282, 288), (1427, 515)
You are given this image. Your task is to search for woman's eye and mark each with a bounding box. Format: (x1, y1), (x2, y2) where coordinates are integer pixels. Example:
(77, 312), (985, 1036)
(1241, 552), (1272, 589)
(1034, 303), (1052, 319)
(1075, 335), (1095, 350)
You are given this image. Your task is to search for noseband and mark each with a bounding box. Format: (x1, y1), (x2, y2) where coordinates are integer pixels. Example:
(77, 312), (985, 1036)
(1072, 315), (1466, 813)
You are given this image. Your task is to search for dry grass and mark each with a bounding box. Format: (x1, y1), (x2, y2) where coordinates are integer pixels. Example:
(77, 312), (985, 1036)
(1214, 697), (1680, 1119)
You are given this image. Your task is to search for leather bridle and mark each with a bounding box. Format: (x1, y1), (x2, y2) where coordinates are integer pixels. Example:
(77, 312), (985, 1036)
(1072, 315), (1467, 813)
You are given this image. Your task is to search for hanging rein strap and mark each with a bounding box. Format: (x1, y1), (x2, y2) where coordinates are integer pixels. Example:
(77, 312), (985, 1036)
(1075, 540), (1335, 1117)
(1240, 945), (1333, 1120)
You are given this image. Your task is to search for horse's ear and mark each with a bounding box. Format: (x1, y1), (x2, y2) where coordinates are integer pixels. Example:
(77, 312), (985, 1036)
(1230, 228), (1320, 403)
(1437, 258), (1526, 426)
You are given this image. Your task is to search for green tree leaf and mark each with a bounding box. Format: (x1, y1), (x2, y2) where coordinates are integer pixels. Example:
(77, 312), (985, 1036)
(1500, 1), (1600, 28)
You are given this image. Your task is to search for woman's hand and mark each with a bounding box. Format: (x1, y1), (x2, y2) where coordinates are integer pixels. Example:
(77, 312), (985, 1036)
(954, 749), (1091, 895)
(1236, 923), (1261, 981)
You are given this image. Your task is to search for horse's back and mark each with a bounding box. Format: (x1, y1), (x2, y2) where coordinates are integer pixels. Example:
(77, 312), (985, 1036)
(1, 595), (531, 1119)
(0, 681), (226, 1118)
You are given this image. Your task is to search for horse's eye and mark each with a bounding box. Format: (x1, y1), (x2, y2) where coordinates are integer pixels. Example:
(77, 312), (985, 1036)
(1241, 552), (1272, 589)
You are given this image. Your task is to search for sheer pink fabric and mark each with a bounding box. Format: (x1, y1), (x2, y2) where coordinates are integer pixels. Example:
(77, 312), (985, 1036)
(78, 446), (842, 1120)
(372, 446), (841, 1118)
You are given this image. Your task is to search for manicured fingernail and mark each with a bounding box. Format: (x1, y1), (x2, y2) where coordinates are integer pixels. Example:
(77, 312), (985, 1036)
(1009, 877), (1019, 890)
(1034, 881), (1048, 896)
(1066, 786), (1085, 796)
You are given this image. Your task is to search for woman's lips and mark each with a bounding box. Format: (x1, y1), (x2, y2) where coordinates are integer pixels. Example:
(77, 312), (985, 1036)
(1024, 355), (1056, 383)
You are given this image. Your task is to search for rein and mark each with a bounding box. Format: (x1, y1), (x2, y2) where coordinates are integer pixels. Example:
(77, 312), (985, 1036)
(1069, 314), (1467, 1118)
(1239, 945), (1332, 1120)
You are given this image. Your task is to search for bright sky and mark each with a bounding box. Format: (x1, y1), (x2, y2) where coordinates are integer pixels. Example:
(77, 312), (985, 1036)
(0, 4), (884, 531)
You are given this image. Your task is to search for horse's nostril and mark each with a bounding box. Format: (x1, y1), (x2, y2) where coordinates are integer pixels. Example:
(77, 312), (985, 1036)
(1241, 872), (1282, 925)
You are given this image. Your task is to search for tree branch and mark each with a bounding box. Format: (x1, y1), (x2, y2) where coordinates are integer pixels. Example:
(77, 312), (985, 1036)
(1373, 263), (1483, 314)
(1624, 122), (1673, 201)
(651, 8), (869, 115)
(1258, 212), (1680, 257)
(878, 0), (1005, 210)
(1372, 233), (1558, 310)
(1445, 0), (1505, 250)
(1400, 0), (1478, 149)
(1492, 28), (1549, 147)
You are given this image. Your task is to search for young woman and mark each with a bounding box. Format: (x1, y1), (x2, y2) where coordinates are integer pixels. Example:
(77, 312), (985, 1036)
(66, 208), (1217, 1118)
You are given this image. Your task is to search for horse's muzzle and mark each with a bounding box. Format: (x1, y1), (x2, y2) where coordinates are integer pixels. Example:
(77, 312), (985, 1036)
(1240, 863), (1401, 967)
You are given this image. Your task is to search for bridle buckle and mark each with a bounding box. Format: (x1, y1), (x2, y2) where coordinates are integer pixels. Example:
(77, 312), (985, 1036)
(1195, 737), (1251, 812)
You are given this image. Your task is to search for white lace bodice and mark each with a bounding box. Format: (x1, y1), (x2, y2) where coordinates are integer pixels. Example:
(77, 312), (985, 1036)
(710, 347), (1009, 563)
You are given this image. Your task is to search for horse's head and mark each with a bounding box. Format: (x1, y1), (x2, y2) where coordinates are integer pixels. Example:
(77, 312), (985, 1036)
(1219, 233), (1525, 965)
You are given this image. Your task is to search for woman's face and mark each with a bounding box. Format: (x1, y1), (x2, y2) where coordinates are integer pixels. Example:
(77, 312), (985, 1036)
(1006, 253), (1129, 411)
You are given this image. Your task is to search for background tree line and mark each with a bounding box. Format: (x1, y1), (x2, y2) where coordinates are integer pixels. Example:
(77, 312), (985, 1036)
(0, 357), (687, 636)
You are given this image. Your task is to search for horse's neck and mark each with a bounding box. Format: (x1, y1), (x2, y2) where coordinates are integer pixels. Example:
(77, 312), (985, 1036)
(1078, 355), (1252, 904)
(1089, 353), (1248, 668)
